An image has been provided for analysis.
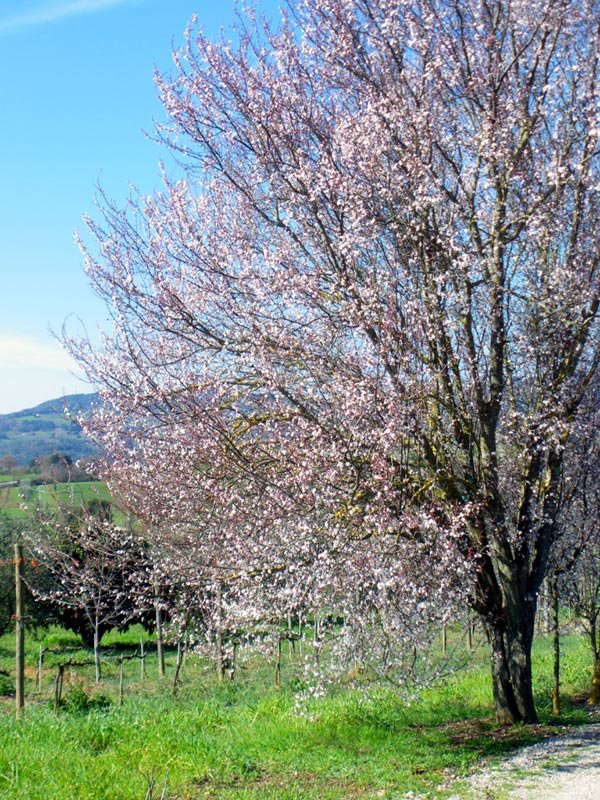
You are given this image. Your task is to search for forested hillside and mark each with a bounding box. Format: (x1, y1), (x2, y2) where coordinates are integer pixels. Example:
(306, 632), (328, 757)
(0, 393), (98, 466)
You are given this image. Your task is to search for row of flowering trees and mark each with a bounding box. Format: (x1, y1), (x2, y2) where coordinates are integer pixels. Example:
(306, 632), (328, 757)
(13, 503), (469, 689)
(63, 0), (599, 723)
(17, 472), (598, 699)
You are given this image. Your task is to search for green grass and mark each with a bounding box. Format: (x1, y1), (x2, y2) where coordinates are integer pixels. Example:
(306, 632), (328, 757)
(0, 474), (38, 484)
(0, 626), (596, 799)
(0, 486), (22, 514)
(0, 684), (521, 800)
(0, 480), (127, 523)
(29, 481), (112, 508)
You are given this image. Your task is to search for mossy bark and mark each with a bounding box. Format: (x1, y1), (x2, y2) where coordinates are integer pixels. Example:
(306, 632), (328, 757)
(475, 546), (540, 725)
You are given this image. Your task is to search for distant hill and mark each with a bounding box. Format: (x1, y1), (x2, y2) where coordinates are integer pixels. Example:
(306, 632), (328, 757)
(0, 393), (99, 466)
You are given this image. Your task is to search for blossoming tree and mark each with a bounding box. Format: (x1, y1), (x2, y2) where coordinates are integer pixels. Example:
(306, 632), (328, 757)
(68, 0), (600, 723)
(28, 508), (153, 682)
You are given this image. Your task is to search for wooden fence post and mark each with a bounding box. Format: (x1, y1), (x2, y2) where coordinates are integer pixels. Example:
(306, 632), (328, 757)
(314, 612), (321, 668)
(215, 582), (225, 682)
(54, 664), (65, 716)
(14, 543), (24, 719)
(172, 641), (184, 696)
(275, 637), (282, 688)
(118, 656), (124, 706)
(140, 638), (146, 681)
(155, 603), (165, 678)
(37, 646), (46, 692)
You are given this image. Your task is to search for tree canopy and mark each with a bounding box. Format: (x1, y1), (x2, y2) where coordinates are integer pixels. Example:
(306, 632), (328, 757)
(68, 0), (600, 723)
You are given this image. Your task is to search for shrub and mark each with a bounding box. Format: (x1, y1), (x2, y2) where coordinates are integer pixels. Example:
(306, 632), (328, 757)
(0, 672), (14, 696)
(59, 686), (111, 713)
(42, 629), (83, 649)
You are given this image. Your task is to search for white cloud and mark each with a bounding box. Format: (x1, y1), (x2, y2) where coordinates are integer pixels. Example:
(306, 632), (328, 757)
(0, 0), (134, 34)
(0, 335), (76, 372)
(0, 335), (89, 414)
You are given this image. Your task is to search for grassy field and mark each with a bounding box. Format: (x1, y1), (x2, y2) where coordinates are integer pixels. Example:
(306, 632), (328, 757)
(0, 625), (595, 800)
(0, 480), (127, 523)
(0, 485), (22, 515)
(0, 474), (38, 483)
(31, 481), (113, 510)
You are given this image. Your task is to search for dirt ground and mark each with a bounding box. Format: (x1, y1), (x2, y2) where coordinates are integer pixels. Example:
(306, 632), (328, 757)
(460, 724), (600, 799)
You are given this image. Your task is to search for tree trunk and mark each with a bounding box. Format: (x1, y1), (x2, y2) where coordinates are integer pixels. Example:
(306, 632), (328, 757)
(486, 602), (539, 724)
(476, 551), (539, 725)
(93, 626), (101, 684)
(486, 624), (522, 724)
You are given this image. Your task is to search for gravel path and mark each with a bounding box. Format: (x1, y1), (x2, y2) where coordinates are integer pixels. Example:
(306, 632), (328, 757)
(458, 724), (600, 799)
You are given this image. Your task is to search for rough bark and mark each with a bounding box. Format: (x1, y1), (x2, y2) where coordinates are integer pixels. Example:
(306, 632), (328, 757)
(475, 543), (540, 724)
(487, 624), (522, 724)
(484, 610), (538, 724)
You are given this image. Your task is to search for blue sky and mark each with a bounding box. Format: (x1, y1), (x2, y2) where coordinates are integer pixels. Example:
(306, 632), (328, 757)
(0, 0), (280, 414)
